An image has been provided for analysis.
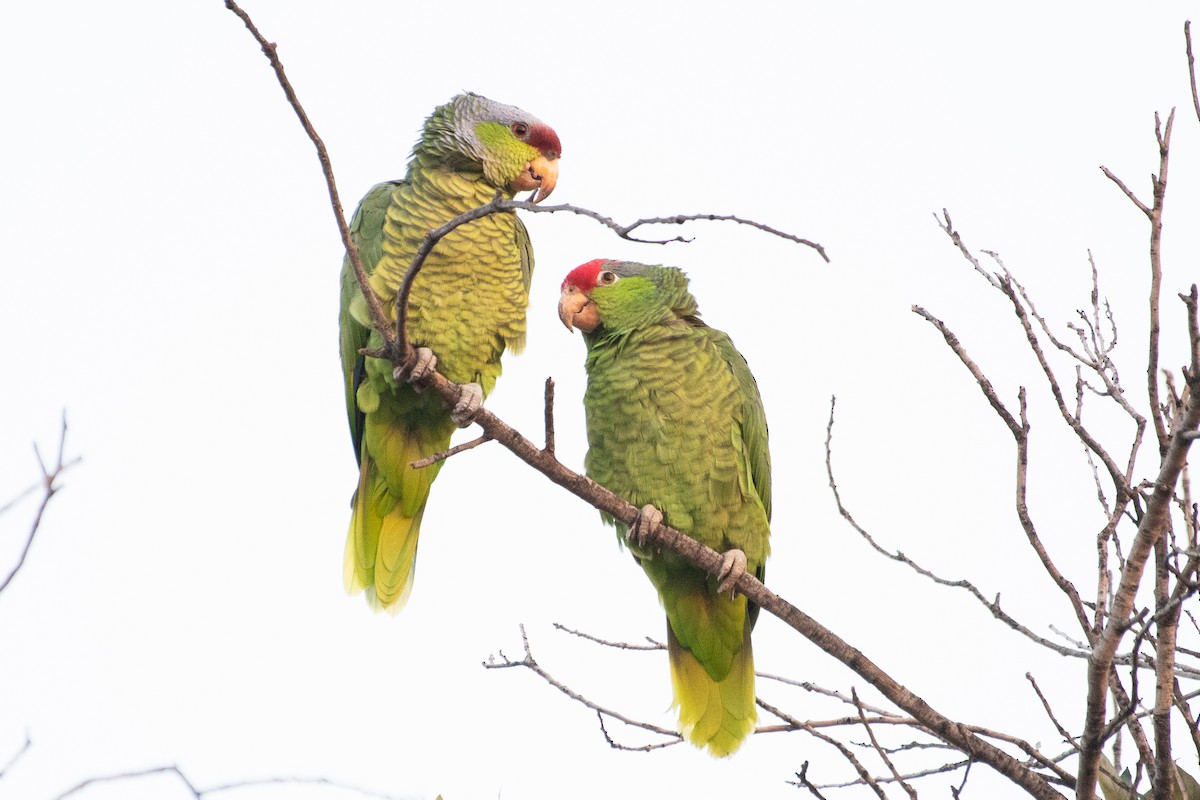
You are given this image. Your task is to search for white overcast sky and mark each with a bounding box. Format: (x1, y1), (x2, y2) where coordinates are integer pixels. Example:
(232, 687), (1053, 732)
(2, 3), (1200, 799)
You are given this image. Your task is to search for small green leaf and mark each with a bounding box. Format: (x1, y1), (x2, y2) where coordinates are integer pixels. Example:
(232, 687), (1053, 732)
(1172, 763), (1200, 800)
(1098, 754), (1135, 800)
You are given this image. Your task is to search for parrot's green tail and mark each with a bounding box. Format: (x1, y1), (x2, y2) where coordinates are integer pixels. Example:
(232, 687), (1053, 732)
(668, 621), (756, 757)
(340, 438), (439, 614)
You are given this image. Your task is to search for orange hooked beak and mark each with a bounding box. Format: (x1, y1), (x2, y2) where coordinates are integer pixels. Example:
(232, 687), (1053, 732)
(558, 283), (599, 333)
(510, 153), (559, 203)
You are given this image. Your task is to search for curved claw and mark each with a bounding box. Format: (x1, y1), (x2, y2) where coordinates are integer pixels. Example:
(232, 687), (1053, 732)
(716, 548), (748, 598)
(451, 382), (484, 428)
(628, 504), (663, 549)
(394, 347), (437, 385)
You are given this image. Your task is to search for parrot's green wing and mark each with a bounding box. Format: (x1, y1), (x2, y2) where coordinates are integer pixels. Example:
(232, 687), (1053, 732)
(718, 334), (771, 522)
(516, 215), (534, 296)
(339, 180), (399, 460)
(711, 328), (771, 627)
(506, 215), (534, 355)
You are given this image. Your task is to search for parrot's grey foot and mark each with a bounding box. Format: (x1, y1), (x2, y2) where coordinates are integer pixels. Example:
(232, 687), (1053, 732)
(451, 382), (484, 428)
(716, 548), (748, 598)
(628, 504), (663, 549)
(394, 347), (437, 384)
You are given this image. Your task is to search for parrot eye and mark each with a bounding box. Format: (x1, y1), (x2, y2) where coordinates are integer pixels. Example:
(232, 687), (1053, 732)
(597, 270), (618, 285)
(511, 122), (529, 138)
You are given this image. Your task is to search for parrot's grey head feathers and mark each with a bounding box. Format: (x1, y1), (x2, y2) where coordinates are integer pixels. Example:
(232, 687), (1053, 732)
(602, 260), (652, 280)
(450, 93), (549, 151)
(416, 93), (552, 161)
(412, 93), (561, 199)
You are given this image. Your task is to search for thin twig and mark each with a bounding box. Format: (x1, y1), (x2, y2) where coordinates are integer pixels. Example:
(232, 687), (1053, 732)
(0, 733), (31, 779)
(853, 687), (917, 799)
(796, 722), (890, 799)
(223, 0), (390, 343)
(409, 434), (494, 469)
(594, 711), (680, 752)
(552, 622), (664, 651)
(57, 767), (402, 800)
(792, 762), (833, 800)
(1, 414), (78, 595)
(484, 625), (682, 748)
(1173, 677), (1200, 760)
(378, 197), (830, 364)
(1027, 672), (1080, 749)
(759, 672), (892, 715)
(544, 378), (556, 456)
(830, 385), (1089, 652)
(1187, 22), (1200, 125)
(814, 758), (973, 791)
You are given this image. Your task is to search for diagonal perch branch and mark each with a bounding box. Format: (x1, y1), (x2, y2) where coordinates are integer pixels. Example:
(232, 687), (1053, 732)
(447, 373), (1060, 798)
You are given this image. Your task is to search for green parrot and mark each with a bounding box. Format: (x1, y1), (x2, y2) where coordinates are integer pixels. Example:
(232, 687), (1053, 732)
(340, 93), (561, 613)
(558, 259), (772, 757)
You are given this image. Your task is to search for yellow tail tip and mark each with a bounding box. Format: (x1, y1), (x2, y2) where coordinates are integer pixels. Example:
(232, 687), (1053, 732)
(669, 626), (756, 757)
(343, 487), (423, 615)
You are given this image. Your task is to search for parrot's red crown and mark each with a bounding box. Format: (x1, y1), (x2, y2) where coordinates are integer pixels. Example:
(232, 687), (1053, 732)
(529, 124), (562, 159)
(562, 259), (610, 291)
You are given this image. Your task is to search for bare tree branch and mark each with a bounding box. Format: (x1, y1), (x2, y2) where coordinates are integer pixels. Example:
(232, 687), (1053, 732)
(552, 622), (664, 651)
(914, 282), (1096, 636)
(1099, 109), (1175, 455)
(1153, 530), (1181, 800)
(792, 762), (834, 800)
(543, 377), (556, 456)
(484, 624), (682, 749)
(409, 434), (494, 469)
(813, 758), (974, 792)
(1027, 673), (1080, 750)
(852, 687), (917, 799)
(827, 394), (1095, 658)
(222, 0), (390, 343)
(1, 413), (78, 595)
(56, 767), (404, 800)
(794, 720), (891, 800)
(1187, 21), (1200, 125)
(1173, 677), (1200, 761)
(0, 733), (30, 779)
(1080, 286), (1199, 797)
(361, 196), (830, 369)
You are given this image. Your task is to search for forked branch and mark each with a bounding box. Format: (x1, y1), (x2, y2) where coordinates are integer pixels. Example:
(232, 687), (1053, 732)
(1, 413), (78, 595)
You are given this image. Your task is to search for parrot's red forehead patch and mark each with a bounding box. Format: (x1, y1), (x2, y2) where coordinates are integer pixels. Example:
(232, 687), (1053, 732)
(528, 124), (562, 158)
(562, 259), (609, 291)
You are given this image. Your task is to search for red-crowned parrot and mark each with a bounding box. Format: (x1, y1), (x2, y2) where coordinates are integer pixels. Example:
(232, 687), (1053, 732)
(558, 259), (772, 756)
